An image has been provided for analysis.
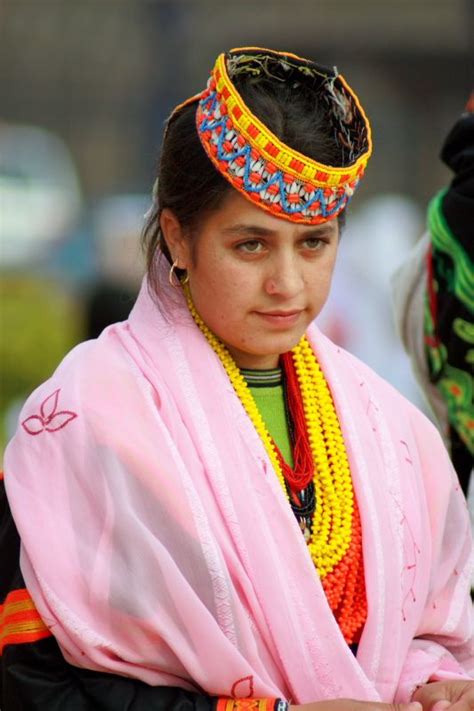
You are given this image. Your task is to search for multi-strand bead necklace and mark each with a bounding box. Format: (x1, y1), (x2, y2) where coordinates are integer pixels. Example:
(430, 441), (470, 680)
(186, 294), (367, 644)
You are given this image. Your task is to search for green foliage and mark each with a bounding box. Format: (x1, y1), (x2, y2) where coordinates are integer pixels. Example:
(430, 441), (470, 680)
(0, 276), (84, 447)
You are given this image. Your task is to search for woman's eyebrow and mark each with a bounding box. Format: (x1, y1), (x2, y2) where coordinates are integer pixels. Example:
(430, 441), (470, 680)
(221, 224), (277, 237)
(298, 225), (335, 239)
(221, 224), (336, 238)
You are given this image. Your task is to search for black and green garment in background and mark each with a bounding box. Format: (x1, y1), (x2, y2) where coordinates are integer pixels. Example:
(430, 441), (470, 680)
(424, 111), (474, 495)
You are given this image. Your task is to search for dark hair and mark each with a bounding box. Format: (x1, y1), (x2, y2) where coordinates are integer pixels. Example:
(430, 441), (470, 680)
(143, 54), (349, 292)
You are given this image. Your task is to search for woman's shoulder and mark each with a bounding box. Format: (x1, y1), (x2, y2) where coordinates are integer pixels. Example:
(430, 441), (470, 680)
(10, 321), (161, 444)
(3, 318), (175, 514)
(313, 326), (443, 442)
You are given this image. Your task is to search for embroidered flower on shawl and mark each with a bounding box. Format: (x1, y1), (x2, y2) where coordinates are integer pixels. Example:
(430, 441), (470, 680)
(22, 389), (77, 435)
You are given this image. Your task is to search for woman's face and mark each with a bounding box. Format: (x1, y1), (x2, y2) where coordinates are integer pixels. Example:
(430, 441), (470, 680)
(164, 191), (339, 369)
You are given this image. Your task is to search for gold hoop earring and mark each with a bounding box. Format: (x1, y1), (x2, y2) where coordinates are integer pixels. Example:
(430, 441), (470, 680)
(169, 259), (189, 287)
(168, 259), (179, 287)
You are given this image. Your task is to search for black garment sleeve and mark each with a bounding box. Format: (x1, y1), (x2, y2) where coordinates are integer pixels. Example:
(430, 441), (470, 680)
(0, 479), (215, 711)
(432, 112), (474, 491)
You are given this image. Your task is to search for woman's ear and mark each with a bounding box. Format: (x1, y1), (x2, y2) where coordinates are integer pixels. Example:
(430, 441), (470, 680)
(160, 209), (190, 269)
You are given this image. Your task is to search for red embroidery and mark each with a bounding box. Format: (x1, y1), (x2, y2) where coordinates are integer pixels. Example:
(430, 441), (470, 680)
(22, 389), (77, 436)
(400, 507), (421, 621)
(400, 440), (413, 464)
(231, 675), (254, 699)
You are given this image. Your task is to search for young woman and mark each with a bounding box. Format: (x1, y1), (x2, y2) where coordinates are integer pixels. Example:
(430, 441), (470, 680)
(2, 47), (473, 711)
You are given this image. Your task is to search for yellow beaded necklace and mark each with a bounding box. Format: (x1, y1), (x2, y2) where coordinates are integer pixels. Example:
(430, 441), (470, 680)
(186, 292), (355, 580)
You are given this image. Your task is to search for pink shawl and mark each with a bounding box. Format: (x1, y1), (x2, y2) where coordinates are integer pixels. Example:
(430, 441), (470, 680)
(5, 278), (473, 704)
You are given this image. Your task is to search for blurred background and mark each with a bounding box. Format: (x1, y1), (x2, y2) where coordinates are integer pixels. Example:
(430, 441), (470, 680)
(0, 0), (472, 451)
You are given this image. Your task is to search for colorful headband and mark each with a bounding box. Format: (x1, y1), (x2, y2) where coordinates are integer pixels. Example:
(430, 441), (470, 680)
(169, 48), (372, 224)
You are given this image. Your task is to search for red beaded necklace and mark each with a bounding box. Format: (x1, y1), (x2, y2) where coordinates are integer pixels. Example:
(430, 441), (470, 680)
(277, 353), (314, 495)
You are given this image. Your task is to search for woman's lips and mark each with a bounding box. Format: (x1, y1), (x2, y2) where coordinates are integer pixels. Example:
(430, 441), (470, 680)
(254, 310), (303, 326)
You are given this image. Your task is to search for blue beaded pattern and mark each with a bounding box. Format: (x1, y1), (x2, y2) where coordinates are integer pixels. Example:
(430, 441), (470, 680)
(197, 89), (353, 223)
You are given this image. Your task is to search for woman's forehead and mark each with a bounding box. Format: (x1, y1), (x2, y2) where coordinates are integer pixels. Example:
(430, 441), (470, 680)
(203, 191), (339, 237)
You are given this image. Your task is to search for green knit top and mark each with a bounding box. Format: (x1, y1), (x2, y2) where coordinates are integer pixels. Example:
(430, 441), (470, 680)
(240, 367), (294, 466)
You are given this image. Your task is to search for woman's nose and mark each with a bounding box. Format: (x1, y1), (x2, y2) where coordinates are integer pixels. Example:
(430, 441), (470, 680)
(264, 254), (304, 297)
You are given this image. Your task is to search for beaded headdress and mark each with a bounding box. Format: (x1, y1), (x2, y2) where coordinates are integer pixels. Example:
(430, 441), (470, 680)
(168, 47), (372, 225)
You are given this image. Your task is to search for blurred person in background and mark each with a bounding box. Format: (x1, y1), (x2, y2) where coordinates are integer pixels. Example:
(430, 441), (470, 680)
(83, 195), (147, 339)
(0, 122), (82, 269)
(1, 48), (473, 711)
(392, 94), (474, 503)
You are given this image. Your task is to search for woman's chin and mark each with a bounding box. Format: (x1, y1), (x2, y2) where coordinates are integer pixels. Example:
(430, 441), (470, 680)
(226, 333), (306, 369)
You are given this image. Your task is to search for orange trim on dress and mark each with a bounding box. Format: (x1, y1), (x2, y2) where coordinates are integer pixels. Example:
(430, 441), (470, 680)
(216, 700), (276, 710)
(0, 588), (51, 654)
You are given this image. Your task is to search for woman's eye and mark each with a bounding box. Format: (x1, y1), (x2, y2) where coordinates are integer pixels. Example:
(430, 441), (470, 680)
(236, 240), (264, 253)
(302, 237), (323, 250)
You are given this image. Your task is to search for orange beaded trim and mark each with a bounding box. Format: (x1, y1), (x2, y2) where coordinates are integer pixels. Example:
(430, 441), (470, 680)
(186, 290), (367, 643)
(216, 700), (277, 710)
